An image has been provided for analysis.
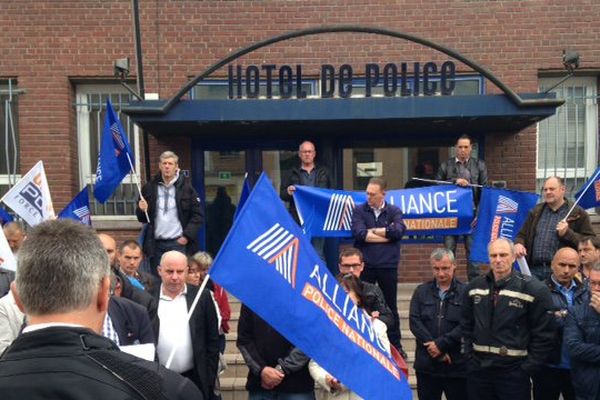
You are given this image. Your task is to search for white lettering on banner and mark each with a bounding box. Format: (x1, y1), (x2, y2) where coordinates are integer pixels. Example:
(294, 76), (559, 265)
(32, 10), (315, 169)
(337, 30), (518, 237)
(308, 264), (388, 353)
(395, 189), (459, 215)
(500, 216), (515, 238)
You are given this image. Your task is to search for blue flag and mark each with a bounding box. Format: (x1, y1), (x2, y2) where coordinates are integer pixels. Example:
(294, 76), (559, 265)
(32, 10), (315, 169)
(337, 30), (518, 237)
(0, 207), (13, 225)
(574, 166), (600, 210)
(93, 99), (134, 203)
(58, 187), (92, 226)
(210, 173), (411, 400)
(233, 174), (251, 220)
(293, 185), (474, 238)
(470, 187), (539, 263)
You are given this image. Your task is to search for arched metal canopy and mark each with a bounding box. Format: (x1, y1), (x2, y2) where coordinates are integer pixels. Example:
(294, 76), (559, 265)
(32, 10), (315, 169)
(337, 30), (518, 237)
(123, 25), (563, 138)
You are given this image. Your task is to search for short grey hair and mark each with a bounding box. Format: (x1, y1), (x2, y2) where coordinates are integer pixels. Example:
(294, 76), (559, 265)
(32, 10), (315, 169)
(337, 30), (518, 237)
(430, 248), (455, 263)
(190, 251), (213, 269)
(487, 237), (516, 256)
(591, 262), (600, 273)
(16, 219), (110, 315)
(159, 150), (179, 164)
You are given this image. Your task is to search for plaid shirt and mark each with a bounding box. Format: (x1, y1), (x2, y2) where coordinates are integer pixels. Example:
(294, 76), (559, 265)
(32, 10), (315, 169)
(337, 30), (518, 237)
(102, 313), (120, 346)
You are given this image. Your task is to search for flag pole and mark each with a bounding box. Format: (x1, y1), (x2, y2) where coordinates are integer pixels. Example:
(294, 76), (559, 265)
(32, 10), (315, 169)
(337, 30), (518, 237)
(563, 167), (600, 221)
(411, 177), (484, 188)
(165, 273), (211, 369)
(125, 153), (150, 223)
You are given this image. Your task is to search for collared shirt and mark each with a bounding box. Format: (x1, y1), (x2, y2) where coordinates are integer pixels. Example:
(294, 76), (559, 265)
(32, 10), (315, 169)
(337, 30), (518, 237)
(154, 175), (184, 240)
(102, 313), (120, 346)
(551, 275), (577, 306)
(23, 322), (84, 334)
(454, 157), (472, 182)
(299, 166), (317, 187)
(157, 284), (194, 374)
(532, 202), (569, 265)
(372, 201), (386, 220)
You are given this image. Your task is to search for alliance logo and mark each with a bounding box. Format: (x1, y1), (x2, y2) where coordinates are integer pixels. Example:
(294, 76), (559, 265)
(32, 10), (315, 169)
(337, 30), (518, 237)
(247, 223), (299, 288)
(73, 205), (91, 225)
(323, 193), (355, 231)
(495, 195), (518, 214)
(491, 195), (519, 240)
(111, 122), (126, 157)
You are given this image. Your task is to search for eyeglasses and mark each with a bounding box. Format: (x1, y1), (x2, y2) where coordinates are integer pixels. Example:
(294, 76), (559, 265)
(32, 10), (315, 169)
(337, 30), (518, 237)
(339, 263), (362, 270)
(188, 269), (201, 275)
(589, 280), (600, 288)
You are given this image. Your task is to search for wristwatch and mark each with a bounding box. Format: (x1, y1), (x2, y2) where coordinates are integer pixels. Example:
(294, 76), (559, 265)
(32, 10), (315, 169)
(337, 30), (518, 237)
(275, 364), (286, 375)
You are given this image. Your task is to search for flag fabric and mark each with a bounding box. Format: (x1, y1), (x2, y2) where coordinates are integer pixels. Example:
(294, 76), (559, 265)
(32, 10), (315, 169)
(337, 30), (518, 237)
(58, 187), (92, 226)
(293, 185), (474, 238)
(470, 187), (539, 263)
(233, 174), (251, 220)
(0, 227), (17, 272)
(0, 160), (55, 227)
(93, 99), (134, 203)
(574, 166), (600, 210)
(0, 207), (13, 225)
(210, 173), (412, 400)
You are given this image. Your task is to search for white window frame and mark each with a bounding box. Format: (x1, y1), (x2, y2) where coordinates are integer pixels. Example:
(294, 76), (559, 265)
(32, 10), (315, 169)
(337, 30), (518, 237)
(76, 84), (141, 219)
(536, 76), (598, 188)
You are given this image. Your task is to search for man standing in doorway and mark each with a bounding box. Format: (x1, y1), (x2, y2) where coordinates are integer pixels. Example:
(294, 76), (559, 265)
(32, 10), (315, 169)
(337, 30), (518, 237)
(137, 151), (204, 277)
(515, 176), (595, 281)
(351, 177), (406, 355)
(436, 134), (488, 281)
(281, 140), (331, 259)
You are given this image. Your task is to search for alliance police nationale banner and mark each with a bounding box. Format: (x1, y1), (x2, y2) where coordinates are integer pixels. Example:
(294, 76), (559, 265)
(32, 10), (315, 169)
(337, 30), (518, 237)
(293, 184), (474, 238)
(470, 187), (539, 263)
(210, 173), (411, 400)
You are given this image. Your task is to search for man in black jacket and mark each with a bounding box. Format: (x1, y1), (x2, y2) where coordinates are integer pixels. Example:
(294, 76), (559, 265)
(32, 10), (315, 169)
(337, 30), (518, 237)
(436, 134), (488, 281)
(410, 248), (466, 400)
(280, 140), (331, 260)
(533, 247), (587, 400)
(0, 219), (201, 400)
(461, 237), (555, 400)
(137, 151), (204, 277)
(237, 304), (315, 399)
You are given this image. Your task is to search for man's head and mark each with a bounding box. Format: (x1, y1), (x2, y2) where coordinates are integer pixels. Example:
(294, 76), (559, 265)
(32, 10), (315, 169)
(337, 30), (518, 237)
(159, 151), (179, 182)
(338, 248), (364, 278)
(157, 251), (188, 298)
(188, 251), (212, 286)
(3, 221), (25, 254)
(13, 219), (110, 333)
(589, 264), (600, 295)
(430, 248), (456, 287)
(551, 247), (580, 286)
(542, 176), (566, 209)
(98, 233), (117, 268)
(366, 177), (386, 209)
(118, 240), (143, 277)
(488, 238), (516, 281)
(298, 141), (316, 167)
(578, 237), (600, 269)
(455, 134), (473, 162)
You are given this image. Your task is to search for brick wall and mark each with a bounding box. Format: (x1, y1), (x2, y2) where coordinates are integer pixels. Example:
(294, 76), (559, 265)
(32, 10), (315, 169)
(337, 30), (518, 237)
(2, 0), (600, 282)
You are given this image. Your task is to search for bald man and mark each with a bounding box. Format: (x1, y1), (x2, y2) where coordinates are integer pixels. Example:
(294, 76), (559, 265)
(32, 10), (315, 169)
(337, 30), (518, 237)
(152, 251), (220, 400)
(532, 248), (588, 400)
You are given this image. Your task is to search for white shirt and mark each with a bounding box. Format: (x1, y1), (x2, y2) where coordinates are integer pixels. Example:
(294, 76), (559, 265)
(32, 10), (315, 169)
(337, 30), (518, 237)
(156, 284), (194, 373)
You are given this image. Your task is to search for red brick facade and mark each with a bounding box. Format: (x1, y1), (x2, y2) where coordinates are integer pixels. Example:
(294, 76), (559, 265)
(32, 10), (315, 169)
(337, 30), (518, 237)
(2, 1), (599, 281)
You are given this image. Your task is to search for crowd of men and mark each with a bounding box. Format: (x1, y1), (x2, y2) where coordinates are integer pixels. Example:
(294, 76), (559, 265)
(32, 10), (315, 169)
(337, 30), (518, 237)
(1, 141), (600, 400)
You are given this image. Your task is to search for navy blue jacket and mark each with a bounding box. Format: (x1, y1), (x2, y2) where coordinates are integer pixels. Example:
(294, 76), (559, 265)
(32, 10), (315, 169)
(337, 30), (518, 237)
(409, 278), (466, 377)
(351, 202), (406, 268)
(565, 303), (600, 400)
(109, 296), (156, 346)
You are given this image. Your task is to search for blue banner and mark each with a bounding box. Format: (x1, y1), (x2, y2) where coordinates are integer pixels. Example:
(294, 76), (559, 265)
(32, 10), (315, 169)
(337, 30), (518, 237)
(210, 173), (411, 400)
(574, 166), (600, 210)
(470, 187), (539, 263)
(93, 99), (134, 203)
(293, 185), (474, 238)
(58, 187), (92, 226)
(233, 174), (251, 220)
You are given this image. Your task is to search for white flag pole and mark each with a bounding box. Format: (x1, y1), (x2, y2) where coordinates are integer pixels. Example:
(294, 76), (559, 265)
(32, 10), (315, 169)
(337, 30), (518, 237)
(165, 273), (211, 369)
(411, 177), (484, 188)
(125, 152), (150, 223)
(563, 167), (600, 221)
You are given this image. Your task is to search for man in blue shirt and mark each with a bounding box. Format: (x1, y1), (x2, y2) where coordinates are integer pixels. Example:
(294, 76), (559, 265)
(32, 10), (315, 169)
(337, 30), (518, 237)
(533, 247), (587, 400)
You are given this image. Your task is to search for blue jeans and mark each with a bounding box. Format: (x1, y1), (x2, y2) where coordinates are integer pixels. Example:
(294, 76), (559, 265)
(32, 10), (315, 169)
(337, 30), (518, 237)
(248, 391), (315, 400)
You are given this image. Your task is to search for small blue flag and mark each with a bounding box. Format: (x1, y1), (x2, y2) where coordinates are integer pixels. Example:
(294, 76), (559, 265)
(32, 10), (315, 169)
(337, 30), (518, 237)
(574, 166), (600, 210)
(0, 207), (13, 225)
(210, 173), (411, 400)
(470, 187), (539, 263)
(233, 174), (251, 220)
(93, 99), (134, 203)
(58, 187), (92, 226)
